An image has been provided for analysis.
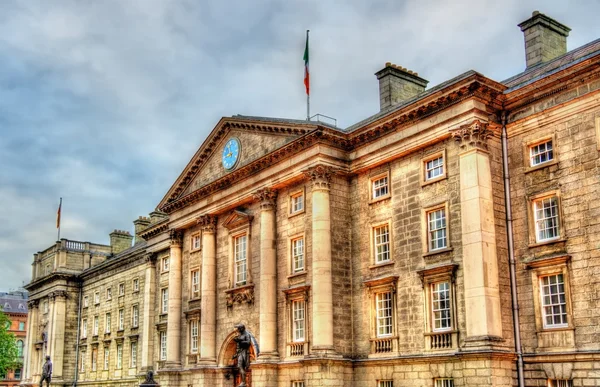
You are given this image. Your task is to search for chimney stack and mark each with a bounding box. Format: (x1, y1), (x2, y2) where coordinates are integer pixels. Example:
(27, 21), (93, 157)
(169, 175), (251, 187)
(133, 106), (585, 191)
(519, 11), (571, 68)
(133, 216), (151, 245)
(109, 230), (133, 255)
(375, 63), (428, 111)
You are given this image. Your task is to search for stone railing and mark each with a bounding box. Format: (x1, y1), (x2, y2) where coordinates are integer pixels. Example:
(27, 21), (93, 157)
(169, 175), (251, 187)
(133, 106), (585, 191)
(425, 331), (457, 350)
(370, 336), (397, 354)
(64, 240), (86, 251)
(288, 341), (307, 357)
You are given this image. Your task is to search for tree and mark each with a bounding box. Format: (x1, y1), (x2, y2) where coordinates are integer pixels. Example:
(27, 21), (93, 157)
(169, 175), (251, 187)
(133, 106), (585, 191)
(0, 309), (19, 378)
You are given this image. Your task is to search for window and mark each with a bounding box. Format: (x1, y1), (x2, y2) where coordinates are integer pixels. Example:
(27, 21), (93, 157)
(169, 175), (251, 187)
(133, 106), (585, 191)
(14, 368), (21, 379)
(45, 264), (51, 275)
(130, 342), (137, 368)
(431, 282), (452, 332)
(43, 300), (48, 314)
(371, 174), (389, 200)
(549, 380), (573, 387)
(106, 287), (112, 300)
(378, 381), (393, 387)
(533, 195), (560, 242)
(80, 352), (86, 372)
(191, 270), (200, 299)
(291, 237), (305, 273)
(234, 234), (248, 286)
(162, 257), (170, 272)
(161, 288), (168, 314)
(93, 316), (99, 336)
(376, 292), (393, 337)
(427, 207), (447, 251)
(105, 313), (111, 333)
(116, 344), (123, 369)
(118, 309), (124, 330)
(530, 139), (553, 166)
(190, 320), (198, 353)
(16, 340), (23, 357)
(425, 156), (444, 181)
(132, 278), (139, 292)
(83, 296), (89, 308)
(540, 274), (568, 328)
(292, 300), (305, 342)
(91, 347), (97, 371)
(373, 224), (390, 264)
(118, 283), (125, 296)
(435, 379), (454, 387)
(103, 347), (109, 370)
(19, 322), (25, 331)
(290, 191), (304, 214)
(94, 292), (100, 305)
(81, 318), (87, 338)
(191, 233), (201, 250)
(132, 305), (139, 328)
(160, 331), (167, 360)
(292, 382), (305, 387)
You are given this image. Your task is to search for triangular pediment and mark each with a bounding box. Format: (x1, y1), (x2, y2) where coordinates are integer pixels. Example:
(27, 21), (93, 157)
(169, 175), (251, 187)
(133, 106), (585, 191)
(223, 210), (254, 231)
(157, 116), (319, 211)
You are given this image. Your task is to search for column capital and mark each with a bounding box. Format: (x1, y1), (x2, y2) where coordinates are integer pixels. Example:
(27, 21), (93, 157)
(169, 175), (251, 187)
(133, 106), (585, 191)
(169, 229), (183, 246)
(27, 299), (39, 309)
(144, 253), (157, 263)
(303, 164), (337, 190)
(252, 188), (278, 210)
(48, 290), (68, 301)
(451, 119), (495, 152)
(197, 215), (218, 233)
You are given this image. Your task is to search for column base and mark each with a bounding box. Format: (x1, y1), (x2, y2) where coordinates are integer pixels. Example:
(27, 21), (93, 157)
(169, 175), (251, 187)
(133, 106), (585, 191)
(196, 357), (217, 365)
(163, 360), (182, 369)
(256, 351), (279, 362)
(462, 335), (506, 351)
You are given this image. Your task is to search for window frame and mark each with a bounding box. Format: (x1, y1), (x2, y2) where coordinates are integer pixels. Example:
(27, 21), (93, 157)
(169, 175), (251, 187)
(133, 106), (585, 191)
(116, 343), (123, 369)
(528, 190), (564, 246)
(191, 232), (202, 251)
(162, 256), (170, 273)
(434, 378), (455, 387)
(289, 189), (305, 216)
(364, 275), (398, 356)
(421, 150), (447, 186)
(290, 235), (306, 274)
(106, 287), (112, 301)
(91, 347), (98, 371)
(131, 304), (139, 328)
(81, 318), (87, 338)
(524, 136), (557, 171)
(369, 172), (391, 202)
(118, 308), (124, 331)
(232, 232), (249, 287)
(105, 313), (111, 333)
(83, 295), (89, 308)
(159, 331), (167, 360)
(370, 221), (392, 266)
(103, 346), (110, 370)
(191, 269), (200, 299)
(94, 292), (100, 305)
(378, 381), (393, 387)
(422, 202), (450, 254)
(93, 315), (99, 336)
(118, 282), (125, 296)
(132, 278), (139, 292)
(161, 288), (168, 315)
(130, 341), (137, 368)
(529, 258), (573, 332)
(190, 319), (199, 354)
(291, 299), (306, 342)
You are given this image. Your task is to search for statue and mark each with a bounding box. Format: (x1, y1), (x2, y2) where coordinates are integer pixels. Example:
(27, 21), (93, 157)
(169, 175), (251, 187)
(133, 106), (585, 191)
(40, 355), (52, 387)
(232, 324), (251, 387)
(140, 370), (159, 386)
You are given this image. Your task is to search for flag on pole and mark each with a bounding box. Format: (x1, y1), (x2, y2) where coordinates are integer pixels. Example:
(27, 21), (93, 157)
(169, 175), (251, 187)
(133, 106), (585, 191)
(303, 30), (310, 95)
(56, 197), (62, 229)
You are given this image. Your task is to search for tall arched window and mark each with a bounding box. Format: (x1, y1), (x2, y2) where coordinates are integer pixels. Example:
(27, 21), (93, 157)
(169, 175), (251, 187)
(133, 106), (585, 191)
(16, 340), (23, 357)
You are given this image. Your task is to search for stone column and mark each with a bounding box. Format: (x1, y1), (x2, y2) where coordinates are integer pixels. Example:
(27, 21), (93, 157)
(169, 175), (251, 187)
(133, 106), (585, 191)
(451, 119), (503, 341)
(303, 165), (335, 353)
(253, 188), (279, 360)
(48, 291), (67, 379)
(197, 215), (218, 364)
(24, 300), (39, 381)
(141, 254), (157, 371)
(166, 230), (183, 367)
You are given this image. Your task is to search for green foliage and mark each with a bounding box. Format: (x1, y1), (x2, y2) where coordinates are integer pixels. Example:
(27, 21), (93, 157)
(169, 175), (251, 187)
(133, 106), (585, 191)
(0, 309), (19, 377)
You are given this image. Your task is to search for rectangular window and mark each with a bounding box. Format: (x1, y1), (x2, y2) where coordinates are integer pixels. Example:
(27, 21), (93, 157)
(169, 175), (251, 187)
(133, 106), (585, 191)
(43, 300), (48, 314)
(94, 292), (100, 305)
(103, 347), (109, 370)
(427, 208), (447, 251)
(160, 331), (167, 360)
(292, 237), (305, 273)
(425, 156), (444, 180)
(116, 344), (123, 369)
(118, 309), (124, 330)
(162, 257), (170, 272)
(190, 320), (198, 353)
(292, 300), (305, 342)
(373, 224), (390, 263)
(376, 292), (393, 337)
(378, 381), (393, 387)
(132, 278), (139, 292)
(534, 196), (560, 242)
(530, 140), (553, 166)
(372, 175), (389, 199)
(105, 313), (111, 333)
(19, 321), (25, 331)
(80, 352), (86, 372)
(431, 282), (452, 332)
(161, 288), (168, 314)
(549, 380), (573, 387)
(132, 305), (139, 328)
(91, 348), (97, 371)
(540, 274), (568, 328)
(45, 264), (51, 275)
(106, 287), (112, 300)
(435, 379), (454, 387)
(130, 342), (137, 368)
(191, 233), (201, 250)
(81, 318), (87, 338)
(83, 296), (89, 308)
(191, 270), (200, 299)
(234, 234), (248, 286)
(118, 283), (125, 296)
(14, 368), (21, 379)
(292, 382), (305, 387)
(290, 192), (304, 214)
(93, 316), (99, 336)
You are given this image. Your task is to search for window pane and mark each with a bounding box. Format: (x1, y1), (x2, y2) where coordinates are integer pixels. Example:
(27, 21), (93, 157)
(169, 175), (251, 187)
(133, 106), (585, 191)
(540, 274), (568, 328)
(428, 209), (447, 250)
(534, 196), (560, 241)
(372, 176), (389, 198)
(235, 235), (248, 286)
(292, 300), (305, 342)
(292, 238), (305, 272)
(530, 140), (553, 166)
(431, 282), (452, 331)
(426, 156), (444, 180)
(376, 292), (393, 337)
(374, 225), (390, 263)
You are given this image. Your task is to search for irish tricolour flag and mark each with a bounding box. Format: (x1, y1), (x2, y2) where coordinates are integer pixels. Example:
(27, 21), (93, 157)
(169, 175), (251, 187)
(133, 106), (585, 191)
(303, 30), (309, 95)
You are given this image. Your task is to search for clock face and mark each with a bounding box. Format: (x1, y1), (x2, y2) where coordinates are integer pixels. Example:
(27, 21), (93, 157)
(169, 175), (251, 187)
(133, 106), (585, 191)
(222, 138), (241, 170)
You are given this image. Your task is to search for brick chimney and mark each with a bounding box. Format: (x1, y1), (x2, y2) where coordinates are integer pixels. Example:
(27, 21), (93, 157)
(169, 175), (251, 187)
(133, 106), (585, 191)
(375, 63), (428, 111)
(109, 230), (133, 255)
(519, 11), (571, 68)
(133, 216), (151, 245)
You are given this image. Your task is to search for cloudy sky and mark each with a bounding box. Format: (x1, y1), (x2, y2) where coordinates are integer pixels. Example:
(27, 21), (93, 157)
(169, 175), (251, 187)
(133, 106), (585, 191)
(1, 0), (598, 290)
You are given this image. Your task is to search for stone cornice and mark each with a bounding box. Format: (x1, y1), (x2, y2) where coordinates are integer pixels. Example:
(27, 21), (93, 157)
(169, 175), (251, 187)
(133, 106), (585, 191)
(139, 220), (169, 241)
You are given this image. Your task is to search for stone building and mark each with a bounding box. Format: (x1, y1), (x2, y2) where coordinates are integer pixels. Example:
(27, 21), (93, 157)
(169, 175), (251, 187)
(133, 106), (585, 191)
(21, 11), (600, 387)
(0, 290), (28, 387)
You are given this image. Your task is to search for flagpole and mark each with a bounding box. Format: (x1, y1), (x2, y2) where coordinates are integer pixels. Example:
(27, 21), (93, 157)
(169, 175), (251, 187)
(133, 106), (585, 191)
(57, 197), (62, 241)
(306, 30), (310, 121)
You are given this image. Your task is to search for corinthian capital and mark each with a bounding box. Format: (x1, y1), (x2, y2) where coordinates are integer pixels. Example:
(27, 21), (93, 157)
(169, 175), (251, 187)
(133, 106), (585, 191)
(252, 188), (278, 210)
(169, 229), (183, 246)
(303, 164), (336, 190)
(197, 215), (218, 233)
(451, 119), (494, 151)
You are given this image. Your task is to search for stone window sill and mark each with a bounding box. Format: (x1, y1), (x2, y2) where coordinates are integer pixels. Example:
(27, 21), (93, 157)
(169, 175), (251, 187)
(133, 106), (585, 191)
(525, 159), (558, 174)
(422, 247), (453, 258)
(369, 261), (394, 270)
(528, 238), (566, 248)
(287, 271), (307, 279)
(369, 195), (391, 205)
(288, 209), (305, 219)
(421, 175), (447, 187)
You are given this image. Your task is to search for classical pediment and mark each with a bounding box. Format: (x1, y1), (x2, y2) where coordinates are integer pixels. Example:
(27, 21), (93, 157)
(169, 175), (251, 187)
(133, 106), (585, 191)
(222, 210), (253, 231)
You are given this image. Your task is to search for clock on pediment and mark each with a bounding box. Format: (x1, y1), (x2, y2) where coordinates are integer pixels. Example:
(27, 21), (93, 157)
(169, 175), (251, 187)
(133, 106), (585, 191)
(222, 137), (241, 170)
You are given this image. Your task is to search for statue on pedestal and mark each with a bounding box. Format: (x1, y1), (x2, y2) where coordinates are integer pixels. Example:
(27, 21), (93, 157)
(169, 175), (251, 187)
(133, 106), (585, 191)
(232, 324), (251, 387)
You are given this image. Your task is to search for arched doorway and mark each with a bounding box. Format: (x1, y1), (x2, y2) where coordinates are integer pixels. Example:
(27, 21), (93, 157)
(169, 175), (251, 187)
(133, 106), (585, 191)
(218, 330), (258, 387)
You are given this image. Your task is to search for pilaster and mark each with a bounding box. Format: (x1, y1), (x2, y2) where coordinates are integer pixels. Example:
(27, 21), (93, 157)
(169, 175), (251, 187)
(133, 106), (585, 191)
(451, 119), (503, 345)
(252, 187), (279, 360)
(197, 215), (218, 364)
(166, 230), (183, 368)
(48, 290), (68, 379)
(24, 299), (39, 381)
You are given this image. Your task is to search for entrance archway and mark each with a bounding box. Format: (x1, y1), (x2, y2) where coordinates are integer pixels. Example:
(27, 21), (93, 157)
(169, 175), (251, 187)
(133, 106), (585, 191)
(218, 330), (258, 387)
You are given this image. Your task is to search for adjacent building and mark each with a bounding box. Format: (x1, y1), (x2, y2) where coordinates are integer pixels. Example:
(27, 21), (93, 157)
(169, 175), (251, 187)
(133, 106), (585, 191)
(22, 12), (600, 387)
(0, 290), (28, 387)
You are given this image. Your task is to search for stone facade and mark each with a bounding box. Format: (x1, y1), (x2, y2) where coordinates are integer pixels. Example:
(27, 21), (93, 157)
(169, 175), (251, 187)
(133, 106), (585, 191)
(0, 290), (28, 387)
(22, 12), (600, 387)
